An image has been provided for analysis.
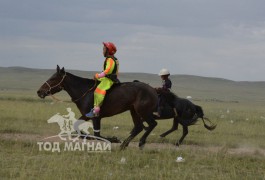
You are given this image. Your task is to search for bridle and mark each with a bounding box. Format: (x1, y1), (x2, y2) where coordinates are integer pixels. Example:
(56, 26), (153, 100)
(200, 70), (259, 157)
(45, 73), (67, 96)
(44, 72), (97, 102)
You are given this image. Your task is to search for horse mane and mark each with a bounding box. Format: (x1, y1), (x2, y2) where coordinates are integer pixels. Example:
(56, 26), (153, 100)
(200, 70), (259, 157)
(65, 72), (96, 87)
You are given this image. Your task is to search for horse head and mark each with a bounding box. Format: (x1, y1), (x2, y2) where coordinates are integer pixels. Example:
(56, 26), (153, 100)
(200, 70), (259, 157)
(47, 113), (64, 124)
(37, 65), (66, 99)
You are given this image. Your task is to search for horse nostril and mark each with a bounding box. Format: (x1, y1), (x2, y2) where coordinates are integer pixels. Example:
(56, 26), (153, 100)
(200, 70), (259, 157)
(37, 90), (40, 94)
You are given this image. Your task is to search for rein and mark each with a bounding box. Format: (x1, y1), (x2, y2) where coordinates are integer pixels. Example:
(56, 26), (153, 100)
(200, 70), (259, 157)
(45, 72), (97, 102)
(72, 81), (97, 102)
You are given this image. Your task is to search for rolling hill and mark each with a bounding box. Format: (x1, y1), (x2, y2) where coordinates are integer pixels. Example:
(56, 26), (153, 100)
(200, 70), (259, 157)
(0, 66), (264, 103)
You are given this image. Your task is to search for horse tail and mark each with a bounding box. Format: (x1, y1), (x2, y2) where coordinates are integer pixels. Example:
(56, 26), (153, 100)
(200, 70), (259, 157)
(195, 105), (204, 118)
(202, 117), (217, 130)
(195, 105), (217, 130)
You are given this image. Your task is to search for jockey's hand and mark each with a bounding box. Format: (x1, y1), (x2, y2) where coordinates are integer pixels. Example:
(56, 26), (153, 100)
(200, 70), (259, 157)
(155, 87), (163, 94)
(94, 72), (105, 79)
(94, 73), (99, 80)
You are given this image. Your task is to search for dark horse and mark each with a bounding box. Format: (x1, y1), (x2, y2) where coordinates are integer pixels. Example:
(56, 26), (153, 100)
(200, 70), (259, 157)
(37, 66), (158, 150)
(151, 90), (216, 146)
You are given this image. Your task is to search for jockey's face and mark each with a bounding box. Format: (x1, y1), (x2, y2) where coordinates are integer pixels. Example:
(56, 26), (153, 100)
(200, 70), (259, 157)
(161, 75), (168, 80)
(103, 46), (107, 57)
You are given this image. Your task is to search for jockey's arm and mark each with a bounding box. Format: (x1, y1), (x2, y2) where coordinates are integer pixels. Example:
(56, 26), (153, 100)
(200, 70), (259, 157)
(63, 113), (70, 118)
(95, 58), (115, 79)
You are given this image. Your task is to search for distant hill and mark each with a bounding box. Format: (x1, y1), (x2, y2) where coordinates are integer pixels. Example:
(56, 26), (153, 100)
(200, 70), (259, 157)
(0, 66), (265, 103)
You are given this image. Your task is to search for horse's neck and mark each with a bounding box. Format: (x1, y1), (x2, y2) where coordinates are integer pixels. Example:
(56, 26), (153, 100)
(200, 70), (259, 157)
(63, 73), (95, 101)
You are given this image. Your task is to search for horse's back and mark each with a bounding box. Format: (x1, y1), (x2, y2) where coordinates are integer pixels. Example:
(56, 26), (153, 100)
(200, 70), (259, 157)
(102, 81), (158, 117)
(109, 82), (157, 98)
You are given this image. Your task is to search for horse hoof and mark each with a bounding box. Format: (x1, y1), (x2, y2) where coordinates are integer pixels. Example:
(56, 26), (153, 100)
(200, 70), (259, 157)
(107, 136), (121, 143)
(139, 144), (145, 150)
(120, 143), (127, 151)
(105, 136), (121, 143)
(160, 135), (165, 138)
(139, 141), (145, 150)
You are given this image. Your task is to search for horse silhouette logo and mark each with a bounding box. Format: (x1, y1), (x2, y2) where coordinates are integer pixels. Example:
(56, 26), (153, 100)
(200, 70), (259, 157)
(47, 107), (93, 141)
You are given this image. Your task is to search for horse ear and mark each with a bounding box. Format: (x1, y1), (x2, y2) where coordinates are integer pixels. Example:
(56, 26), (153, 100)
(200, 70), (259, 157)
(61, 67), (65, 73)
(57, 65), (60, 73)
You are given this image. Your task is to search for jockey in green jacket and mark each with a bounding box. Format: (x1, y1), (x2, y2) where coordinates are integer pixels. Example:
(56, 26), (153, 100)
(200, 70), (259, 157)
(86, 42), (119, 118)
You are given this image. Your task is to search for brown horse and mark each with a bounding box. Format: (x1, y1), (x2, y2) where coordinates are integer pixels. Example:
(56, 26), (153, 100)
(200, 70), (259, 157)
(37, 65), (158, 150)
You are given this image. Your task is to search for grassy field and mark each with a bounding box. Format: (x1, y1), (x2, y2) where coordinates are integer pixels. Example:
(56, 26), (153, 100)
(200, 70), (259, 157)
(1, 67), (265, 179)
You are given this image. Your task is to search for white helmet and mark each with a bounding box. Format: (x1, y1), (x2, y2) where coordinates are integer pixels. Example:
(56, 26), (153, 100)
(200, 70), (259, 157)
(158, 68), (170, 76)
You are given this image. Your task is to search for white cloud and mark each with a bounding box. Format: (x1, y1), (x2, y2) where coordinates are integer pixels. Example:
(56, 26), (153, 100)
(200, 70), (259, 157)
(0, 0), (265, 81)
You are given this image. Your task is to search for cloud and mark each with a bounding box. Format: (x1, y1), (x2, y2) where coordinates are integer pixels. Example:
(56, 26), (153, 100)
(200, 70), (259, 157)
(0, 0), (265, 81)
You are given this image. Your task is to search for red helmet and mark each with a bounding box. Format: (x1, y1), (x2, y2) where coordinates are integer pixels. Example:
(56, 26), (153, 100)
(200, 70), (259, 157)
(103, 42), (117, 55)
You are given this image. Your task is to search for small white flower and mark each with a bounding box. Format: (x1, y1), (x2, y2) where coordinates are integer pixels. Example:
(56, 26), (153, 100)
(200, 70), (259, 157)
(113, 126), (119, 130)
(120, 157), (126, 164)
(176, 156), (185, 162)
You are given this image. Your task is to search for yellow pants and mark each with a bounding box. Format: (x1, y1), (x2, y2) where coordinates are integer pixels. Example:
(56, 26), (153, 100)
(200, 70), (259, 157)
(94, 77), (113, 107)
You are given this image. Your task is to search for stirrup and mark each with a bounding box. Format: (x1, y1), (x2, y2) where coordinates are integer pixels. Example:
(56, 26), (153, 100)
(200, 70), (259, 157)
(85, 109), (98, 118)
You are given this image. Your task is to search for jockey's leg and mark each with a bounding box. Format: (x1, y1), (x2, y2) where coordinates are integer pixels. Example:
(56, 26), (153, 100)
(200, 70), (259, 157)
(153, 95), (162, 117)
(86, 78), (113, 118)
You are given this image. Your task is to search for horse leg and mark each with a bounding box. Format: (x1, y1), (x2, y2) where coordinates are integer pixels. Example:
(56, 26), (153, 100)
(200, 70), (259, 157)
(91, 117), (120, 143)
(92, 117), (101, 137)
(120, 109), (143, 150)
(120, 127), (143, 150)
(176, 126), (188, 146)
(73, 118), (87, 141)
(142, 124), (148, 131)
(160, 117), (179, 137)
(139, 116), (157, 149)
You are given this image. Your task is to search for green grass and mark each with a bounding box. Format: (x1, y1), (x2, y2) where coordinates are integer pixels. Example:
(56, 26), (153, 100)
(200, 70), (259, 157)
(1, 93), (265, 179)
(1, 139), (265, 180)
(1, 67), (265, 179)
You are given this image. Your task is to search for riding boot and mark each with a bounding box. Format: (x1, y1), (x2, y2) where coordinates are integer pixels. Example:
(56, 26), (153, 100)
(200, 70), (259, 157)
(153, 106), (162, 117)
(86, 107), (100, 118)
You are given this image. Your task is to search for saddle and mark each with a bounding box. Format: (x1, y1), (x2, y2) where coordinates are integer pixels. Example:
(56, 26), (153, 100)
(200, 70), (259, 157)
(105, 74), (120, 84)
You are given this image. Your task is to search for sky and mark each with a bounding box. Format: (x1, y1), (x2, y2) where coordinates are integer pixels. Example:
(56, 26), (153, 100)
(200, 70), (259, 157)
(0, 0), (265, 81)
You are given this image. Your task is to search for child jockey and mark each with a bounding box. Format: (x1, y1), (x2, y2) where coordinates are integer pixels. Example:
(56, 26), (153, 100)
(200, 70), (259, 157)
(86, 42), (119, 118)
(153, 68), (172, 117)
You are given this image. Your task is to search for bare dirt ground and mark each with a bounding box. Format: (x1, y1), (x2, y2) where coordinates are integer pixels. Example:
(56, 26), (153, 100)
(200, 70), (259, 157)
(1, 133), (265, 156)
